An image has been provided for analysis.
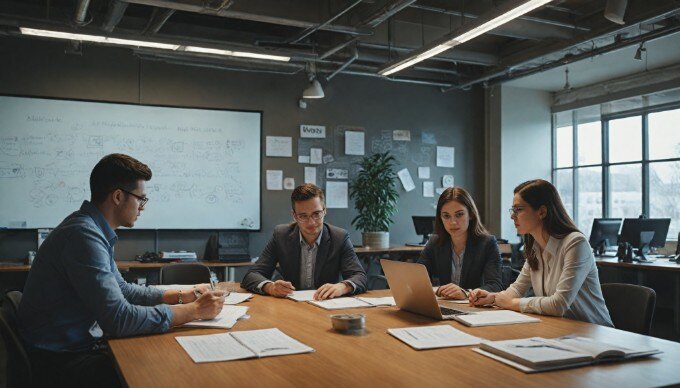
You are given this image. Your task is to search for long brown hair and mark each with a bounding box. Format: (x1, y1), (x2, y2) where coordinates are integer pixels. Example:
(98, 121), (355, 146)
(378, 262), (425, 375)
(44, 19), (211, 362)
(434, 187), (489, 246)
(514, 179), (579, 270)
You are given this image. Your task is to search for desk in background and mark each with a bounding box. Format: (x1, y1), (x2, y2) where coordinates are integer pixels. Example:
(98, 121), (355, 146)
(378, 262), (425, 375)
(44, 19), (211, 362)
(596, 257), (680, 333)
(108, 284), (680, 387)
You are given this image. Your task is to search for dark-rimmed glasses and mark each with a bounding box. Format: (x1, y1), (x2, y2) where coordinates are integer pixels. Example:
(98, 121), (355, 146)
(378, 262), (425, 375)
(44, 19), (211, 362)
(119, 188), (149, 208)
(294, 210), (325, 223)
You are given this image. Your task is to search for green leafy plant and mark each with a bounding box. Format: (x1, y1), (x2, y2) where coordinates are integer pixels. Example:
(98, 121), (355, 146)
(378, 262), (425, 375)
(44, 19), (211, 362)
(349, 152), (399, 232)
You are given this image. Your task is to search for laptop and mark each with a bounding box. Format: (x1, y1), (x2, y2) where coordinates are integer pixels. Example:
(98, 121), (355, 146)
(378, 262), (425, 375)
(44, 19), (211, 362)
(380, 259), (468, 320)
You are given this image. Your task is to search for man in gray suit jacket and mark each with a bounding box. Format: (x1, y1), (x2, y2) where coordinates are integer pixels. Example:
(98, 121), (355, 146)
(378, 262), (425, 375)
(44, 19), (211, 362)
(241, 184), (367, 299)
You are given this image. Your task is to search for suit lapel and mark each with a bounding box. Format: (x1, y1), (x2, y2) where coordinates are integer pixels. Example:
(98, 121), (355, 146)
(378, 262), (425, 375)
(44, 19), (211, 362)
(436, 240), (453, 284)
(287, 225), (302, 289)
(460, 235), (478, 286)
(313, 224), (331, 287)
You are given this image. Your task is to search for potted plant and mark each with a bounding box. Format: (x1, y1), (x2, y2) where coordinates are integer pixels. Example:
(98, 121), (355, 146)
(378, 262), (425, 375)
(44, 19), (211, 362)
(349, 152), (399, 249)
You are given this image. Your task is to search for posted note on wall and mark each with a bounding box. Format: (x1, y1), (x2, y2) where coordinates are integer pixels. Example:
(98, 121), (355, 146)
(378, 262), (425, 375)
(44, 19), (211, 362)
(423, 181), (434, 197)
(345, 131), (365, 155)
(266, 136), (292, 157)
(300, 125), (326, 138)
(393, 130), (411, 141)
(284, 178), (295, 190)
(418, 166), (430, 179)
(326, 181), (348, 208)
(310, 148), (323, 164)
(397, 168), (416, 192)
(304, 167), (317, 185)
(436, 146), (454, 168)
(266, 170), (283, 190)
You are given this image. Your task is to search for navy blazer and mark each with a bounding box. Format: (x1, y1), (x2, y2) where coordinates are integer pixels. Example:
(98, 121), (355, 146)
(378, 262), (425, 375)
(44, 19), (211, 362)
(416, 233), (503, 292)
(241, 223), (368, 294)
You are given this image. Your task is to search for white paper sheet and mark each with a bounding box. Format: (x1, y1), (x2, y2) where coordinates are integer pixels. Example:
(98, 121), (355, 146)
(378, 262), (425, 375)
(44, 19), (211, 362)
(437, 146), (455, 167)
(423, 181), (434, 197)
(356, 296), (396, 306)
(287, 290), (317, 302)
(266, 170), (283, 190)
(304, 166), (317, 185)
(345, 131), (365, 155)
(418, 166), (430, 179)
(298, 155), (310, 164)
(310, 148), (323, 164)
(176, 332), (255, 363)
(230, 328), (315, 357)
(300, 125), (326, 138)
(308, 297), (372, 310)
(387, 325), (481, 350)
(397, 168), (416, 192)
(393, 130), (411, 141)
(182, 306), (249, 329)
(325, 181), (348, 208)
(224, 292), (253, 305)
(265, 136), (292, 157)
(283, 178), (295, 190)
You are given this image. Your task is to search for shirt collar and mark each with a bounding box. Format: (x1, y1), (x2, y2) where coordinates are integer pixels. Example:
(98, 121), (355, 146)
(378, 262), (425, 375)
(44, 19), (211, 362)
(80, 200), (118, 245)
(543, 235), (560, 257)
(299, 230), (322, 249)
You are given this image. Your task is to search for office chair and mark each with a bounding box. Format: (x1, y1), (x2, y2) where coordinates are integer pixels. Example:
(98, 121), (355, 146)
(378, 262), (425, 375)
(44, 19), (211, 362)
(159, 263), (211, 285)
(0, 291), (32, 388)
(601, 283), (656, 335)
(6, 290), (22, 313)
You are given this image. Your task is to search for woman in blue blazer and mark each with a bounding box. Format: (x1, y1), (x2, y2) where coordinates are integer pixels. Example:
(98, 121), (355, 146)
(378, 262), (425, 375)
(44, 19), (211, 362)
(417, 187), (503, 299)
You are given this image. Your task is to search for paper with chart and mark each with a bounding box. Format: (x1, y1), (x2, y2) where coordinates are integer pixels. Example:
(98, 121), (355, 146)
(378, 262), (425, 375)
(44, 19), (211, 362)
(181, 306), (248, 329)
(436, 146), (455, 167)
(287, 290), (317, 302)
(176, 328), (314, 363)
(325, 181), (348, 208)
(397, 168), (416, 192)
(308, 297), (372, 310)
(265, 136), (292, 157)
(388, 325), (482, 350)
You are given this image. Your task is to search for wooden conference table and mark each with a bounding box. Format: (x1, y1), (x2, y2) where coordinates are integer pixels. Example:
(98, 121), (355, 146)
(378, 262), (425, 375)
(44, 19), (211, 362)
(108, 284), (680, 388)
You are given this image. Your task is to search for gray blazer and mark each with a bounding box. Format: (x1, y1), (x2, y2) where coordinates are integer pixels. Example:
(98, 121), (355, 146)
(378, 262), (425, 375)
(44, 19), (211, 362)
(417, 233), (503, 292)
(241, 223), (368, 294)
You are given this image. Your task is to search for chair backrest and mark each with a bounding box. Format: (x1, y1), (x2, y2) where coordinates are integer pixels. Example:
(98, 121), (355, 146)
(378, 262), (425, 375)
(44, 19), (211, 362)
(0, 291), (32, 387)
(159, 263), (211, 285)
(601, 283), (656, 335)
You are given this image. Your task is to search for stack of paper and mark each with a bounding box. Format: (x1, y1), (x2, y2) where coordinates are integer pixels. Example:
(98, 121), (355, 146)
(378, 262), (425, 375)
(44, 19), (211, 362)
(453, 310), (541, 327)
(308, 297), (372, 310)
(388, 325), (482, 350)
(182, 306), (249, 329)
(176, 328), (314, 363)
(286, 290), (317, 302)
(356, 296), (396, 306)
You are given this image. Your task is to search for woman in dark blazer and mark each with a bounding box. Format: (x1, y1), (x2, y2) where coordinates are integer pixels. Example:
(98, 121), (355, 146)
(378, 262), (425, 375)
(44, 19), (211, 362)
(417, 187), (503, 299)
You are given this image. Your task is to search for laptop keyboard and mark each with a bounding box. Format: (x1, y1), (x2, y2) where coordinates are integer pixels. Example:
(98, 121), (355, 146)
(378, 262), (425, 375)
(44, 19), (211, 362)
(440, 306), (467, 316)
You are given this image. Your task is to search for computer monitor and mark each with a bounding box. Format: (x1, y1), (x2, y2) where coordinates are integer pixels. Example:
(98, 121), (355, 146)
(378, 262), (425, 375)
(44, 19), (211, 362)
(619, 218), (671, 260)
(588, 218), (622, 256)
(411, 216), (435, 245)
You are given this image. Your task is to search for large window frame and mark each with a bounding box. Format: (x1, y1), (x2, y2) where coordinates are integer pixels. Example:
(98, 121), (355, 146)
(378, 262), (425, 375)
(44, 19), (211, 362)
(552, 101), (680, 241)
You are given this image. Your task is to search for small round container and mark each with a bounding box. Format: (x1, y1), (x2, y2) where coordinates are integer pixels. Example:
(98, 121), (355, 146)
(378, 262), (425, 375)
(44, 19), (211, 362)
(330, 313), (366, 335)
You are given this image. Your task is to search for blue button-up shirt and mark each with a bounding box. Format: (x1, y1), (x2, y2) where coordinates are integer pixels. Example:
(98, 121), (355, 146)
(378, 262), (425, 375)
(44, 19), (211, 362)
(18, 201), (173, 352)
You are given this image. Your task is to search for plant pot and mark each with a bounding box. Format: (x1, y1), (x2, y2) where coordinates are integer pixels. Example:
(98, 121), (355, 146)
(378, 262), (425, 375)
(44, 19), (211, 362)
(362, 231), (390, 249)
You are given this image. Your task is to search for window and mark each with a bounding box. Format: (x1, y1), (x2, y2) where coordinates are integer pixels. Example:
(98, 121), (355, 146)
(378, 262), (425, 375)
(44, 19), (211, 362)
(553, 106), (680, 242)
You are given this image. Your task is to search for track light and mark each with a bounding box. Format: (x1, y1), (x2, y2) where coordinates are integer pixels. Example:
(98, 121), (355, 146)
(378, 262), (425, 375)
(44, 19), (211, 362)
(302, 74), (324, 99)
(634, 42), (646, 60)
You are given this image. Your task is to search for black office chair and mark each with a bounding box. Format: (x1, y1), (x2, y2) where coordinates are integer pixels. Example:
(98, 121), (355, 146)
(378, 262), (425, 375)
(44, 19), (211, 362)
(0, 291), (32, 388)
(601, 283), (656, 335)
(159, 263), (211, 285)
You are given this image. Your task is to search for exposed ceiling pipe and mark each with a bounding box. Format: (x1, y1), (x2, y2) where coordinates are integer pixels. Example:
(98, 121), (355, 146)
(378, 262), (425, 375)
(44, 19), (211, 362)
(319, 37), (358, 60)
(341, 70), (453, 88)
(136, 53), (305, 75)
(326, 47), (359, 81)
(361, 0), (416, 29)
(73, 0), (91, 26)
(102, 0), (129, 32)
(358, 42), (498, 66)
(143, 8), (175, 34)
(120, 0), (371, 36)
(288, 0), (363, 44)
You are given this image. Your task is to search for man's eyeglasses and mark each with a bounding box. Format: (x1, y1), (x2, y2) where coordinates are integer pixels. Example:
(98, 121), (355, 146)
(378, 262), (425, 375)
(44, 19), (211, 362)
(120, 188), (149, 208)
(294, 210), (325, 223)
(508, 206), (525, 216)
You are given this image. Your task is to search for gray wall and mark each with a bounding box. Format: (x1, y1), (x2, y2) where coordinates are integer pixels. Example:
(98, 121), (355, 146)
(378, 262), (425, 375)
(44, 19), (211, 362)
(0, 36), (485, 264)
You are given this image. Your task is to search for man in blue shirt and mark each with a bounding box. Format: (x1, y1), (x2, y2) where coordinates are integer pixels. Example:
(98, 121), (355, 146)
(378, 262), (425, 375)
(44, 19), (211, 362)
(17, 153), (225, 387)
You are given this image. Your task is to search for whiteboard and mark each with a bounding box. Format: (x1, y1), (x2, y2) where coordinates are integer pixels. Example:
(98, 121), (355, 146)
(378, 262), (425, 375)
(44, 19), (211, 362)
(0, 96), (261, 230)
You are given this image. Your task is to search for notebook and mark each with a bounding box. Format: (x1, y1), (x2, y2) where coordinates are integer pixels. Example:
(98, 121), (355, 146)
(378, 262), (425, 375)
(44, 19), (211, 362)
(388, 325), (482, 350)
(452, 310), (540, 327)
(473, 336), (661, 373)
(176, 328), (314, 363)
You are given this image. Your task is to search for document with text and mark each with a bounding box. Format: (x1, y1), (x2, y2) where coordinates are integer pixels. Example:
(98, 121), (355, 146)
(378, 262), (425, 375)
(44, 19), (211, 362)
(181, 306), (248, 329)
(388, 325), (482, 350)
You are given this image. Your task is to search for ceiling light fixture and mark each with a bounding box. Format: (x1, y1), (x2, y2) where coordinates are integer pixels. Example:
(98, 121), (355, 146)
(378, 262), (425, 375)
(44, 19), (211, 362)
(302, 74), (324, 99)
(633, 42), (646, 60)
(379, 0), (553, 76)
(20, 27), (290, 62)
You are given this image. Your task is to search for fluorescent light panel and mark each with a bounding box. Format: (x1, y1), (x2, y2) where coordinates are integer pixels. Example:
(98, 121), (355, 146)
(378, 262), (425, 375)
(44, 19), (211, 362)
(379, 0), (552, 76)
(20, 27), (291, 62)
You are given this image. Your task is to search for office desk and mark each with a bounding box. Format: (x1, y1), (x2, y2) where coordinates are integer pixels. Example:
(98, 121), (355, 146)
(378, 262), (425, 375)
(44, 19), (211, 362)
(354, 244), (424, 256)
(596, 257), (680, 332)
(108, 285), (680, 388)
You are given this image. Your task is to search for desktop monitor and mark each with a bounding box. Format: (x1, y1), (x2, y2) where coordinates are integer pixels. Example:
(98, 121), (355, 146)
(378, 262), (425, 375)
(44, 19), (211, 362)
(411, 216), (435, 245)
(588, 218), (622, 255)
(619, 218), (671, 259)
